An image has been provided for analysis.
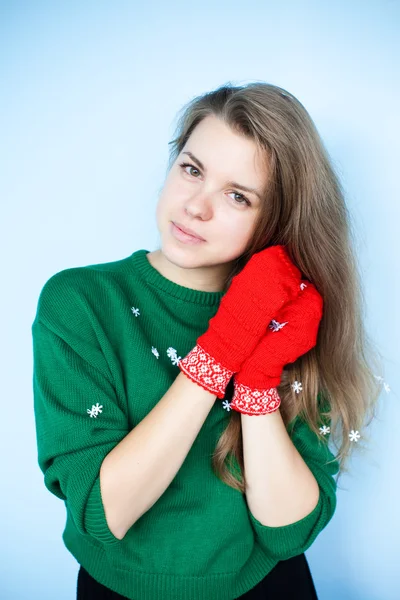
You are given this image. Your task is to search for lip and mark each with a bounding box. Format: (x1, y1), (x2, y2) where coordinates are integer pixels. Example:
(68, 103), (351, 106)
(171, 221), (206, 244)
(171, 221), (206, 242)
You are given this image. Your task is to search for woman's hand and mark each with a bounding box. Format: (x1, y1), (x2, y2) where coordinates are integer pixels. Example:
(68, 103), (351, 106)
(179, 245), (303, 398)
(229, 280), (324, 415)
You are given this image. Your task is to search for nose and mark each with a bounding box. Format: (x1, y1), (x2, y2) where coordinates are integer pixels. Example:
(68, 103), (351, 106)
(184, 191), (213, 220)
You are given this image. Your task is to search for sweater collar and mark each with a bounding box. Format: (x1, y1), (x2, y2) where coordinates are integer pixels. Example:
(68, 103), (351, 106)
(129, 249), (226, 306)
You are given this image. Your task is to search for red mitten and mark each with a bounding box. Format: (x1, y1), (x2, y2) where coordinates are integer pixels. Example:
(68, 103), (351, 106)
(229, 280), (323, 415)
(179, 245), (303, 398)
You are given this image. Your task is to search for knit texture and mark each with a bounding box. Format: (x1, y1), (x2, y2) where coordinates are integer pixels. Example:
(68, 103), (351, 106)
(195, 244), (303, 376)
(31, 248), (339, 600)
(229, 280), (324, 415)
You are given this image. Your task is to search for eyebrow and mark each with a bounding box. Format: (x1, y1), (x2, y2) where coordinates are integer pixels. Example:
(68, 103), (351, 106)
(181, 151), (262, 200)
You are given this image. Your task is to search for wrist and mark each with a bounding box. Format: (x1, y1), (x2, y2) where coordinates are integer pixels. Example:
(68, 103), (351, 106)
(178, 343), (234, 399)
(230, 378), (282, 416)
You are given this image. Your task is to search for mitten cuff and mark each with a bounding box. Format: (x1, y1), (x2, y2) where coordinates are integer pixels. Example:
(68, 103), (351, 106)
(178, 344), (234, 399)
(230, 380), (281, 415)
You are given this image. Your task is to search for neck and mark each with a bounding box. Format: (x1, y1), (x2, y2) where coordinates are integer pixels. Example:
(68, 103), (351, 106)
(147, 249), (231, 293)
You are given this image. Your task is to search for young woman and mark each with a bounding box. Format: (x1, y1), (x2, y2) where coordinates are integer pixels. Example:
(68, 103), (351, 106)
(32, 82), (383, 600)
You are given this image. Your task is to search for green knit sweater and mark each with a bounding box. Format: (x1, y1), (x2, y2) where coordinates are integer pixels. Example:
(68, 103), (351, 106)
(32, 248), (339, 600)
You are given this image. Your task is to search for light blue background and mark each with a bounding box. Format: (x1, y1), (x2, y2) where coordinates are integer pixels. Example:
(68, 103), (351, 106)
(1, 1), (399, 598)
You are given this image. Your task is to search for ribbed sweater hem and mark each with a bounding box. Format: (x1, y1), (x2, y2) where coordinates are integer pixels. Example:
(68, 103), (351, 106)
(64, 521), (279, 600)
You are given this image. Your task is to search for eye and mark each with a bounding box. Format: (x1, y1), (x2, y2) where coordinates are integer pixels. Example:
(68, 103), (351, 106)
(179, 162), (201, 178)
(178, 161), (251, 206)
(229, 191), (251, 206)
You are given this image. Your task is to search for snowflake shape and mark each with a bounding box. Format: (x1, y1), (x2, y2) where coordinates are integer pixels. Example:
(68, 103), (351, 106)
(373, 374), (391, 393)
(300, 282), (308, 291)
(349, 430), (361, 443)
(151, 346), (159, 359)
(222, 400), (232, 411)
(166, 346), (182, 366)
(87, 403), (103, 418)
(269, 319), (289, 332)
(319, 425), (331, 435)
(291, 380), (303, 394)
(131, 306), (140, 317)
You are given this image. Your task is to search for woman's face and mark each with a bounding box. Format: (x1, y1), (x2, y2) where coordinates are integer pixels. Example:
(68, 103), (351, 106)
(154, 114), (269, 287)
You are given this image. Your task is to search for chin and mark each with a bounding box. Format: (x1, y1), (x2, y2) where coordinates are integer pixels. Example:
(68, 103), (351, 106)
(163, 242), (203, 264)
(160, 234), (209, 267)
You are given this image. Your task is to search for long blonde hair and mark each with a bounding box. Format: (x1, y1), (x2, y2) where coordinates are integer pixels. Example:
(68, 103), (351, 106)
(165, 81), (384, 493)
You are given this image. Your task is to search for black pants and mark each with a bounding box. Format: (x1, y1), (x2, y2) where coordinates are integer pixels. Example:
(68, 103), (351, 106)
(77, 553), (318, 599)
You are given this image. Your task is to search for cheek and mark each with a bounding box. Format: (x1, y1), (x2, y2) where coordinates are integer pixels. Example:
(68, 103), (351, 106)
(163, 170), (183, 194)
(221, 215), (255, 240)
(157, 177), (184, 212)
(155, 188), (174, 221)
(155, 201), (162, 226)
(214, 216), (256, 255)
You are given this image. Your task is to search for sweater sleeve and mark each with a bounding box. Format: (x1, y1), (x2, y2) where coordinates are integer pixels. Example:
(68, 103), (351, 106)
(247, 404), (339, 561)
(31, 270), (130, 545)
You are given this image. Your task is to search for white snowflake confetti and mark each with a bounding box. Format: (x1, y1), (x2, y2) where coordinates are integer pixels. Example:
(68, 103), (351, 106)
(87, 403), (103, 418)
(319, 425), (331, 435)
(300, 282), (308, 290)
(131, 306), (140, 317)
(166, 347), (182, 366)
(349, 430), (361, 443)
(269, 319), (289, 332)
(374, 374), (384, 382)
(373, 374), (391, 393)
(222, 400), (232, 411)
(291, 380), (303, 394)
(151, 346), (159, 359)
